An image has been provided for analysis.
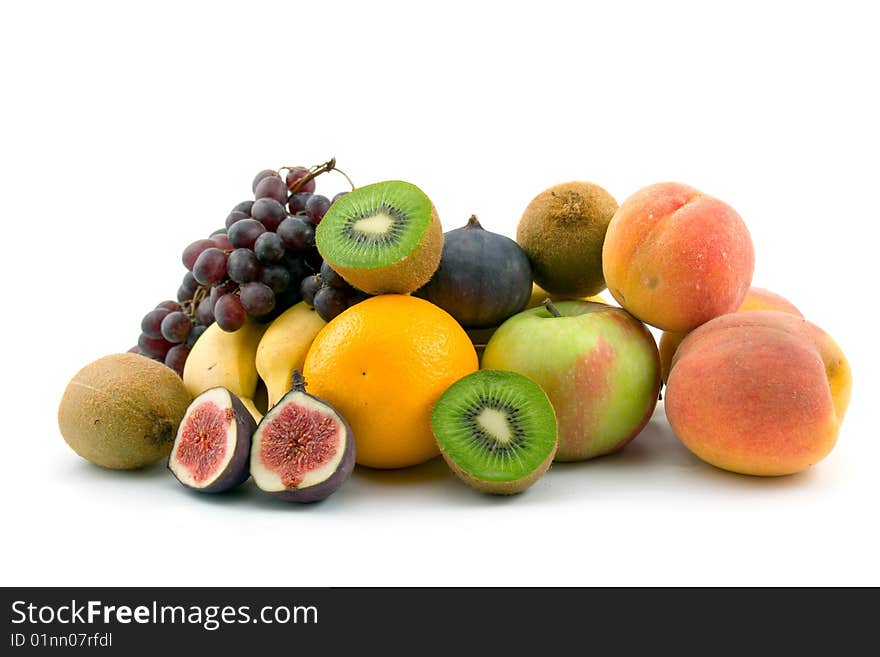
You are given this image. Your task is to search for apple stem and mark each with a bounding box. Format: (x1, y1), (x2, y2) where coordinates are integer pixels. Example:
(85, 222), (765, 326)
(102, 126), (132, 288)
(291, 370), (308, 392)
(543, 298), (562, 317)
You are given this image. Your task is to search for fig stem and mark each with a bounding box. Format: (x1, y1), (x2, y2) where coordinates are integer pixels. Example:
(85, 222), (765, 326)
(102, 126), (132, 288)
(543, 298), (563, 318)
(291, 370), (307, 392)
(466, 214), (483, 229)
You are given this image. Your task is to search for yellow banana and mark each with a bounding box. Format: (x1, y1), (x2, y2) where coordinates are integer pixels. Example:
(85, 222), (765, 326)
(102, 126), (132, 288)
(239, 397), (263, 423)
(526, 282), (606, 308)
(256, 302), (326, 407)
(182, 318), (268, 403)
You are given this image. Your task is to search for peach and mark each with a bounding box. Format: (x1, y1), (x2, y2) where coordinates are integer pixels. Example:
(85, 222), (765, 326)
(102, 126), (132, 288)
(602, 182), (755, 332)
(665, 310), (851, 476)
(659, 287), (802, 381)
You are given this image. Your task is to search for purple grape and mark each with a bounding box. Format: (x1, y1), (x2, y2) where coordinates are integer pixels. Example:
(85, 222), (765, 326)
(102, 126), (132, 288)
(160, 311), (193, 344)
(251, 198), (287, 232)
(214, 294), (246, 332)
(192, 248), (229, 285)
(138, 333), (174, 360)
(141, 308), (170, 339)
(196, 297), (215, 325)
(182, 239), (216, 271)
(186, 324), (207, 348)
(332, 191), (349, 203)
(232, 200), (254, 216)
(276, 216), (315, 253)
(225, 210), (249, 229)
(287, 192), (313, 214)
(228, 218), (266, 250)
(272, 284), (304, 317)
(252, 169), (279, 193)
(155, 300), (181, 312)
(304, 247), (323, 271)
(212, 233), (233, 251)
(240, 282), (276, 317)
(313, 286), (349, 322)
(285, 167), (316, 194)
(300, 274), (322, 307)
(128, 345), (141, 354)
(210, 227), (227, 237)
(305, 194), (331, 224)
(177, 285), (194, 303)
(254, 232), (285, 263)
(283, 254), (312, 287)
(182, 271), (198, 292)
(177, 271), (200, 301)
(210, 280), (237, 305)
(227, 248), (261, 284)
(164, 344), (190, 377)
(260, 264), (291, 294)
(255, 175), (288, 204)
(320, 261), (351, 290)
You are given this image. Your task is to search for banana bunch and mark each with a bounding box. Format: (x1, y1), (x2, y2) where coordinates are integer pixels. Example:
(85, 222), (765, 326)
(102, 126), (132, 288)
(182, 302), (326, 422)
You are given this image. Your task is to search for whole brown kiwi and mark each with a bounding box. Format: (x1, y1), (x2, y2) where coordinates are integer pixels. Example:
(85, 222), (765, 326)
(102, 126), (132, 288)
(517, 181), (618, 298)
(58, 353), (192, 469)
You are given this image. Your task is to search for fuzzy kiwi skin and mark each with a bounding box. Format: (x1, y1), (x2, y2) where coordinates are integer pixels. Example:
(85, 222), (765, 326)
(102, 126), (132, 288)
(57, 353), (192, 469)
(168, 388), (256, 493)
(438, 443), (556, 495)
(517, 181), (618, 298)
(329, 205), (444, 295)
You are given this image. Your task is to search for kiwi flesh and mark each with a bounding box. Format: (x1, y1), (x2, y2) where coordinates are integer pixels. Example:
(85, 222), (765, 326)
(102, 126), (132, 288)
(517, 181), (618, 298)
(315, 180), (443, 295)
(431, 370), (557, 495)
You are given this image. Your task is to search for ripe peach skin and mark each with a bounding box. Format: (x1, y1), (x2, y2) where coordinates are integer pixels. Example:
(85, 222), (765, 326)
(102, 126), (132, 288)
(659, 287), (802, 381)
(665, 311), (852, 476)
(602, 182), (755, 332)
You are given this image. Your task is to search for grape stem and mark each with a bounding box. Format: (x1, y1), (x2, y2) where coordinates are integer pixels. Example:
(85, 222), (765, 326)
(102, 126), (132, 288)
(182, 286), (209, 321)
(280, 157), (356, 193)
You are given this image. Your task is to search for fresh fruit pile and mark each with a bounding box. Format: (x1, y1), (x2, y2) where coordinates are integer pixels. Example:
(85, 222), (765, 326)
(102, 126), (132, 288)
(58, 165), (853, 504)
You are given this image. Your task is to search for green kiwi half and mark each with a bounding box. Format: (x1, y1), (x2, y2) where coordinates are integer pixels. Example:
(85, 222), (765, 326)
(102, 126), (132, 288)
(431, 370), (558, 495)
(315, 180), (443, 295)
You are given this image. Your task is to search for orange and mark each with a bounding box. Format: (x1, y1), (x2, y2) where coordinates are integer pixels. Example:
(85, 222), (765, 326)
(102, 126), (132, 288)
(302, 295), (478, 469)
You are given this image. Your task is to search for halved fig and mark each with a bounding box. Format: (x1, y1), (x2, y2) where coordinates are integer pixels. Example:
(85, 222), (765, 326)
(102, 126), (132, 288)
(168, 387), (255, 492)
(251, 371), (355, 503)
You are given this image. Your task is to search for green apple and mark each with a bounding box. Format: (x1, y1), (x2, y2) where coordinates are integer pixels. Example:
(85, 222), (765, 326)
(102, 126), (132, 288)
(482, 300), (660, 461)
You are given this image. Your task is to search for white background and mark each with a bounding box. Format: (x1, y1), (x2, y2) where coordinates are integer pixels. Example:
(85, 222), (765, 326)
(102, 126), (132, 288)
(1, 1), (877, 586)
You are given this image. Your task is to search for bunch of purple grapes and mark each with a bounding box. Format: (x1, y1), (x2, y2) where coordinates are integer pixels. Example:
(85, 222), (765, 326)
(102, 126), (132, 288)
(132, 160), (358, 376)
